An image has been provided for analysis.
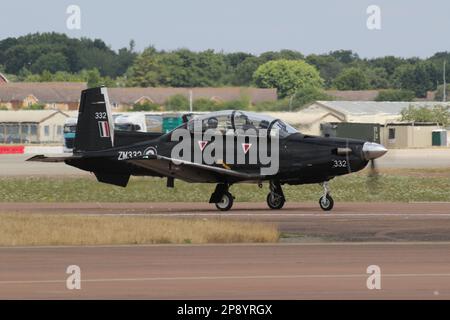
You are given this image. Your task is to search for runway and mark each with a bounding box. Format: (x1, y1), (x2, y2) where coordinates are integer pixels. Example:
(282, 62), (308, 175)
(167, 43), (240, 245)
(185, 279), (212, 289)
(1, 243), (450, 299)
(1, 201), (450, 299)
(2, 202), (450, 242)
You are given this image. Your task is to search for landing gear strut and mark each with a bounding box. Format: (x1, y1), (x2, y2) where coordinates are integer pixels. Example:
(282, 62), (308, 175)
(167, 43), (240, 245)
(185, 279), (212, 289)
(210, 183), (234, 211)
(319, 181), (334, 211)
(267, 181), (285, 210)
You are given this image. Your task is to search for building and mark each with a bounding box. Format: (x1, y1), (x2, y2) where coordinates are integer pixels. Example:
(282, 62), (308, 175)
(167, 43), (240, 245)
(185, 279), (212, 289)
(0, 83), (277, 111)
(269, 101), (449, 148)
(108, 87), (276, 110)
(325, 90), (381, 101)
(382, 122), (443, 148)
(285, 101), (450, 136)
(321, 122), (382, 143)
(267, 107), (342, 136)
(0, 110), (70, 144)
(0, 82), (86, 110)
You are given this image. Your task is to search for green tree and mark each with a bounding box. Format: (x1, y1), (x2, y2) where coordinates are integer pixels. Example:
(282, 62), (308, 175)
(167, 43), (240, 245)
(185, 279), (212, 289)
(375, 89), (415, 101)
(366, 67), (390, 89)
(132, 102), (160, 111)
(0, 33), (135, 77)
(253, 60), (324, 98)
(224, 52), (254, 69)
(125, 47), (163, 87)
(434, 84), (450, 101)
(329, 50), (359, 64)
(392, 62), (437, 97)
(24, 103), (46, 110)
(193, 98), (220, 111)
(290, 87), (332, 110)
(231, 57), (262, 86)
(40, 70), (53, 82)
(165, 94), (189, 111)
(333, 67), (369, 90)
(401, 105), (450, 125)
(369, 56), (406, 77)
(306, 54), (344, 88)
(158, 49), (226, 87)
(83, 69), (103, 88)
(259, 50), (304, 63)
(30, 52), (69, 74)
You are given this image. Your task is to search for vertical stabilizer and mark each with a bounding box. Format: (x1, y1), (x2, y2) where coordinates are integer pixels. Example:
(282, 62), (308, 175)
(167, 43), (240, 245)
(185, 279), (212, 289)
(73, 87), (115, 153)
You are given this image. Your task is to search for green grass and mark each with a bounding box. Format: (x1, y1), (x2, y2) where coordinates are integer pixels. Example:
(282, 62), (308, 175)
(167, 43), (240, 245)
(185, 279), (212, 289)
(0, 170), (449, 202)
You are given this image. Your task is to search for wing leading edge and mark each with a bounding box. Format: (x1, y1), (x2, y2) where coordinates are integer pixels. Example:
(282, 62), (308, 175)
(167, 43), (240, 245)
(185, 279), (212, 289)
(127, 155), (261, 183)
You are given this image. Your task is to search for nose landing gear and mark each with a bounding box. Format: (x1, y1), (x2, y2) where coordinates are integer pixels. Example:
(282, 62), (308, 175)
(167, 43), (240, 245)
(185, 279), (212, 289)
(319, 181), (334, 211)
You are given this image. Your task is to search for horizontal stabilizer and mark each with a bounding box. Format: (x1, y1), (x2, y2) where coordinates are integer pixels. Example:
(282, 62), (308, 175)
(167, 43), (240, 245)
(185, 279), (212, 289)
(26, 155), (81, 163)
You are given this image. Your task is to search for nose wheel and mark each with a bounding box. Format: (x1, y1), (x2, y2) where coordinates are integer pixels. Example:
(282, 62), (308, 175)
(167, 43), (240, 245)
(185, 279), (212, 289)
(319, 182), (334, 211)
(267, 181), (285, 210)
(319, 194), (334, 211)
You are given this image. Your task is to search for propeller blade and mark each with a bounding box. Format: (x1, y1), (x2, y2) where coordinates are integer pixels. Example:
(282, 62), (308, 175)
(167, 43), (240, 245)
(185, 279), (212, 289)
(367, 159), (381, 191)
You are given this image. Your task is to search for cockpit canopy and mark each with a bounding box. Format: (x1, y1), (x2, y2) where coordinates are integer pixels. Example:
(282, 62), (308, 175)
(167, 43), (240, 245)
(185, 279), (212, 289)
(185, 110), (298, 138)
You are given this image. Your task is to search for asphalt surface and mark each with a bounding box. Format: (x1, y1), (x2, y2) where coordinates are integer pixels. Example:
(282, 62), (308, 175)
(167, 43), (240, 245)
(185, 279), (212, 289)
(1, 243), (449, 299)
(1, 148), (449, 176)
(0, 202), (450, 299)
(2, 202), (450, 242)
(1, 151), (449, 299)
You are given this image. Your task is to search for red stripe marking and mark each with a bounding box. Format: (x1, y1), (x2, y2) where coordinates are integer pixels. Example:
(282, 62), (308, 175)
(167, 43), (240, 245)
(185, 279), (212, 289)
(0, 146), (25, 154)
(104, 121), (110, 137)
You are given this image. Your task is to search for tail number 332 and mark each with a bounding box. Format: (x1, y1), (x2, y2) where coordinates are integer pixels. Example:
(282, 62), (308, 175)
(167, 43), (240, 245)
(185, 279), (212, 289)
(95, 112), (107, 120)
(332, 160), (347, 168)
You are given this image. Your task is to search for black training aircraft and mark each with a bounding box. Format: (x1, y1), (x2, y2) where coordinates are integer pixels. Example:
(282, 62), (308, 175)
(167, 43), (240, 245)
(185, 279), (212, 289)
(28, 87), (388, 211)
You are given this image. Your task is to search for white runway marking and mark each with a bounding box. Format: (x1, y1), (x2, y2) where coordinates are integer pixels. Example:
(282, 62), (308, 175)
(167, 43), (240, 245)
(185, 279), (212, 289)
(2, 273), (450, 285)
(1, 241), (450, 250)
(99, 212), (450, 217)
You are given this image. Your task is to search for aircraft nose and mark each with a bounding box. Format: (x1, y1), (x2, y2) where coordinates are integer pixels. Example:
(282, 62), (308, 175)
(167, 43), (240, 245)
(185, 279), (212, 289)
(362, 142), (388, 160)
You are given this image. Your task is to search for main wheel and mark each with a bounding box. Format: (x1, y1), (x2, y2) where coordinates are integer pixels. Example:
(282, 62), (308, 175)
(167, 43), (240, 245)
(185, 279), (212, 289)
(319, 194), (334, 211)
(215, 191), (234, 211)
(267, 192), (285, 210)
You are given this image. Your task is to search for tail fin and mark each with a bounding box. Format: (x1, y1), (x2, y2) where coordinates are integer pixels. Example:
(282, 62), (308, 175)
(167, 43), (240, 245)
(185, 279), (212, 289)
(73, 87), (115, 153)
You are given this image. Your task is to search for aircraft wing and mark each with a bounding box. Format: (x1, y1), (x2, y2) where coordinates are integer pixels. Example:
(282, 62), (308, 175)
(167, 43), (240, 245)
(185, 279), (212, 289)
(126, 155), (260, 183)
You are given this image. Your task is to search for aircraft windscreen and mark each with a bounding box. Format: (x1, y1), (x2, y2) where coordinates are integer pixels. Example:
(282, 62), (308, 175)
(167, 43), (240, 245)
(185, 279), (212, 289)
(186, 110), (298, 137)
(270, 119), (298, 137)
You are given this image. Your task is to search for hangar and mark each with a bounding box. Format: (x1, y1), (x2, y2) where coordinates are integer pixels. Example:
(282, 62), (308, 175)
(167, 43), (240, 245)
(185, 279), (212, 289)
(382, 122), (445, 148)
(0, 110), (70, 144)
(270, 101), (450, 148)
(268, 101), (409, 136)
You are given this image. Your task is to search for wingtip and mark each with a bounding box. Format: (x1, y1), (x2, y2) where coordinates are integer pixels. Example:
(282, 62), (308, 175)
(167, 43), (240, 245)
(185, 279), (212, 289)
(26, 155), (46, 162)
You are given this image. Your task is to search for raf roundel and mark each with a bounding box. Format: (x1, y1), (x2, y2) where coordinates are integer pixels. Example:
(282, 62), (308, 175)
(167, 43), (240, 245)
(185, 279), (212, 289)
(144, 147), (157, 157)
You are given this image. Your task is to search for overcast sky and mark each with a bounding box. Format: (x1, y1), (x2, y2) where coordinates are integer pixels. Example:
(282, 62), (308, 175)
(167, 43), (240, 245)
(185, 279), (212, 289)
(0, 0), (447, 58)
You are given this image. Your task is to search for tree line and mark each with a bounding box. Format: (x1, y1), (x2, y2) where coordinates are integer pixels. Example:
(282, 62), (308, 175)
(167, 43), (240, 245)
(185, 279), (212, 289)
(1, 32), (450, 102)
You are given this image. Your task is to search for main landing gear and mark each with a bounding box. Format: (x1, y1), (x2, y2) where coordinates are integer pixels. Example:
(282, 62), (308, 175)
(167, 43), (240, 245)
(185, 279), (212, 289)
(319, 181), (334, 211)
(210, 183), (234, 211)
(266, 181), (285, 210)
(209, 181), (334, 212)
